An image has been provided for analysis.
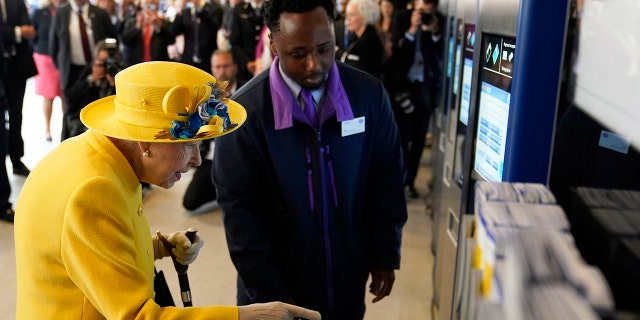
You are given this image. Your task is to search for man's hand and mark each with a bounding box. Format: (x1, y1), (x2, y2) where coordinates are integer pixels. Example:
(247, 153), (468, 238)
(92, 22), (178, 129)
(20, 25), (36, 40)
(90, 61), (107, 84)
(369, 268), (395, 303)
(407, 9), (422, 35)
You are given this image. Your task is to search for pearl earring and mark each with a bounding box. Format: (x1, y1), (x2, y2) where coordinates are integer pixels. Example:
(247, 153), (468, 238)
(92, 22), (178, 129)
(143, 150), (150, 157)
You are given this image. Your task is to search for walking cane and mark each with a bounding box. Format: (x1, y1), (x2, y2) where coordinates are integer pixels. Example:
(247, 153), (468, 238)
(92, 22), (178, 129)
(157, 228), (198, 307)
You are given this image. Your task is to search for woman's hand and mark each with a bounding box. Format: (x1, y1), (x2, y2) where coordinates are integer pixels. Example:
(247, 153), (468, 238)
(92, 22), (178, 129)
(238, 302), (321, 320)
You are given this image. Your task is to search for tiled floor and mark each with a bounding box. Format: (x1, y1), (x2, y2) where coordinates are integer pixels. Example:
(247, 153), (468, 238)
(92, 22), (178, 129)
(0, 78), (435, 320)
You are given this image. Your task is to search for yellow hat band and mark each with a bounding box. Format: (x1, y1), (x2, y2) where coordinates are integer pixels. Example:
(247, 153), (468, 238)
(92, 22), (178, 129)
(114, 98), (188, 129)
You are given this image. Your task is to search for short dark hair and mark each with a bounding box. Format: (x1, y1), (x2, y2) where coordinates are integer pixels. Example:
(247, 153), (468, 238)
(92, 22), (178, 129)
(264, 0), (335, 33)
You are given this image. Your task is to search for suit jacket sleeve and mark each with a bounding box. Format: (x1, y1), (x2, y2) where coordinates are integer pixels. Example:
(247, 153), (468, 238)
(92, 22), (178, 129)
(199, 2), (223, 31)
(48, 7), (64, 69)
(66, 66), (93, 114)
(91, 6), (118, 41)
(0, 0), (31, 47)
(120, 15), (140, 45)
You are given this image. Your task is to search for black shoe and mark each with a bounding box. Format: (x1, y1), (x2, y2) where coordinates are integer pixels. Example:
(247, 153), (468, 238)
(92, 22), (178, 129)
(406, 185), (419, 199)
(1, 205), (14, 223)
(12, 162), (31, 176)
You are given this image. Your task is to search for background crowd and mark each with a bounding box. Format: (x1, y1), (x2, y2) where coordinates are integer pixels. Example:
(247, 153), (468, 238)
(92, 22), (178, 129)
(1, 0), (443, 221)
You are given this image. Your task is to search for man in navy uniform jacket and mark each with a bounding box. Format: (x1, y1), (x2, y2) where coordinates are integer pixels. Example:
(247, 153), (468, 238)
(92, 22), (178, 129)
(213, 0), (408, 319)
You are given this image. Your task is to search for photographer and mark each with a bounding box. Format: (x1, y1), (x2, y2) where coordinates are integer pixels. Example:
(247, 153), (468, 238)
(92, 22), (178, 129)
(65, 39), (121, 138)
(388, 0), (444, 198)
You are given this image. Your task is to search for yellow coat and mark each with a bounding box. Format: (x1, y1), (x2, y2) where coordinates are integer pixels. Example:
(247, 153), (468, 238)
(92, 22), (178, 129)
(15, 130), (237, 319)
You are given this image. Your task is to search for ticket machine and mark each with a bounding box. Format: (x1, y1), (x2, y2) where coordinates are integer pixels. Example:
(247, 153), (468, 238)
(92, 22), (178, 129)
(432, 0), (570, 318)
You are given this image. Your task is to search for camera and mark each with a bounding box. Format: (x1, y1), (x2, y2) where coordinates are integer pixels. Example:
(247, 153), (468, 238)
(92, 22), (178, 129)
(145, 3), (157, 11)
(104, 38), (125, 77)
(421, 12), (436, 26)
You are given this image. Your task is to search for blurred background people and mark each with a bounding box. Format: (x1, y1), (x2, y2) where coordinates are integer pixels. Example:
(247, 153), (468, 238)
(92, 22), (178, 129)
(216, 0), (242, 51)
(120, 0), (174, 66)
(1, 0), (38, 176)
(333, 0), (350, 57)
(339, 0), (383, 78)
(389, 0), (444, 198)
(119, 0), (139, 63)
(96, 0), (123, 34)
(31, 0), (66, 143)
(183, 49), (245, 213)
(377, 0), (395, 79)
(171, 0), (223, 73)
(49, 0), (116, 140)
(64, 39), (121, 137)
(0, 40), (14, 223)
(164, 0), (185, 61)
(229, 0), (263, 81)
(252, 24), (273, 76)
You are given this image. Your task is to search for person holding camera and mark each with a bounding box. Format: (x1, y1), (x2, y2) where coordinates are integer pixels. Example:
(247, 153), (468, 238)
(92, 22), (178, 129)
(389, 0), (444, 198)
(120, 0), (174, 66)
(50, 0), (117, 141)
(64, 39), (120, 138)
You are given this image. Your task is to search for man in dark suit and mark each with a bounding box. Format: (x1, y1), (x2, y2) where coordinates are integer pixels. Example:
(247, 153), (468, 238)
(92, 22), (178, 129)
(333, 0), (350, 58)
(182, 49), (245, 212)
(0, 39), (14, 222)
(229, 0), (263, 81)
(50, 0), (116, 140)
(171, 0), (223, 73)
(0, 0), (38, 176)
(120, 0), (174, 66)
(389, 0), (444, 198)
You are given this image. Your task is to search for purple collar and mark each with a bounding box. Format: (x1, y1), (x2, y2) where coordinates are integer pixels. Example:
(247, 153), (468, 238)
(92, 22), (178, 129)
(269, 57), (354, 130)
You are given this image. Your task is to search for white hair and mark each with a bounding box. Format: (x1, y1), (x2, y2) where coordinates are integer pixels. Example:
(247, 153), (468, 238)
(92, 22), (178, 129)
(347, 0), (380, 26)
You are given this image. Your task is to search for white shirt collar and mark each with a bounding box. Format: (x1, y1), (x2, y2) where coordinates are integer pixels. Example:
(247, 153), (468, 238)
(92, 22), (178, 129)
(70, 1), (89, 14)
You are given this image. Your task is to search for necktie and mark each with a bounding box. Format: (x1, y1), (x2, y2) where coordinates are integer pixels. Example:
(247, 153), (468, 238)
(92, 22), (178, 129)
(143, 24), (152, 62)
(77, 9), (92, 64)
(301, 89), (319, 129)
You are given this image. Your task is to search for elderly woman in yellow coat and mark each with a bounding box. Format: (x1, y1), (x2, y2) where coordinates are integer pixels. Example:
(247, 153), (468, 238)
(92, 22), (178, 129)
(14, 61), (321, 320)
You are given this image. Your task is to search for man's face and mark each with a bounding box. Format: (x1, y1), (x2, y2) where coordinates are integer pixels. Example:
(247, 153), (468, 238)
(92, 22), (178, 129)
(269, 7), (335, 90)
(211, 53), (237, 82)
(96, 49), (109, 66)
(415, 0), (435, 13)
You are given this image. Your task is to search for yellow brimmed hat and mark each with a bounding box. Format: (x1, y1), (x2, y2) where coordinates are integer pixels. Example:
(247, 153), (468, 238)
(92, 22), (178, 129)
(80, 61), (247, 142)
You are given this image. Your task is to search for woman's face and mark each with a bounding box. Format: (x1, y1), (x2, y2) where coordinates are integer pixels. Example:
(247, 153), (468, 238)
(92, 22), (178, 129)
(380, 0), (394, 17)
(345, 4), (365, 33)
(141, 141), (202, 189)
